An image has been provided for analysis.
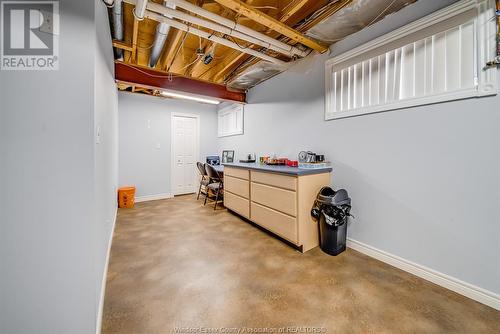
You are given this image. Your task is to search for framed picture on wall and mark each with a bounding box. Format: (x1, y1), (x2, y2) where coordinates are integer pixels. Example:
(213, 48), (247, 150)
(222, 150), (234, 163)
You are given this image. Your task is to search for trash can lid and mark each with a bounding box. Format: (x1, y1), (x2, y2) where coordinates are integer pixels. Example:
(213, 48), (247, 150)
(315, 187), (351, 206)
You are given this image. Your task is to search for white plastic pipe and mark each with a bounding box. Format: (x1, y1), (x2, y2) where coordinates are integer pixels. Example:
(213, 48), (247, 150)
(133, 0), (147, 20)
(165, 0), (307, 57)
(144, 2), (297, 58)
(145, 10), (286, 66)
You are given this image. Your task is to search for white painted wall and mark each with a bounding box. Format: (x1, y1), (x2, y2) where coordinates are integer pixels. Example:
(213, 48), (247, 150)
(118, 92), (218, 198)
(94, 0), (119, 331)
(0, 1), (118, 333)
(218, 0), (500, 297)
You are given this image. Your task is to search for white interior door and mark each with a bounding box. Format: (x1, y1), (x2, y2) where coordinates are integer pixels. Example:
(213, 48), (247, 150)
(172, 114), (199, 195)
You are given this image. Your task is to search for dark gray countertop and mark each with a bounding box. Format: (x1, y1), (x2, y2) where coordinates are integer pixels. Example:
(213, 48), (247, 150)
(222, 162), (332, 176)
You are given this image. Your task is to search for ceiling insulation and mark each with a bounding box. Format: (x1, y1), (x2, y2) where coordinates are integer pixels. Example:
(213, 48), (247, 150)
(306, 0), (417, 44)
(228, 0), (418, 91)
(227, 61), (285, 90)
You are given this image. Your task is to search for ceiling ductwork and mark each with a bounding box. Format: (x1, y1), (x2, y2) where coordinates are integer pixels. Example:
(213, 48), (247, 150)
(111, 0), (124, 59)
(149, 1), (176, 67)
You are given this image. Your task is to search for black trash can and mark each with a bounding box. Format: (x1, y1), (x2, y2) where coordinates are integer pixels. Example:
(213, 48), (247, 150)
(311, 187), (352, 256)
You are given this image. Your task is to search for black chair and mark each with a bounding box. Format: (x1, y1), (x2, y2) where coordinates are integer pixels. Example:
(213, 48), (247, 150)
(204, 163), (224, 210)
(196, 162), (210, 201)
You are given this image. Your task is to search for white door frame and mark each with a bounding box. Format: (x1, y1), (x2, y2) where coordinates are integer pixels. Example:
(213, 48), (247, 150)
(170, 112), (200, 196)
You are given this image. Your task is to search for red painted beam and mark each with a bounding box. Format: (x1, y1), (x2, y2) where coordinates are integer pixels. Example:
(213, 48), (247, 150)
(114, 62), (246, 103)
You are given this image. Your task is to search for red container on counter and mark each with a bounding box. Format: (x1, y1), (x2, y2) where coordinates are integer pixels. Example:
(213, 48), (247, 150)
(286, 160), (298, 167)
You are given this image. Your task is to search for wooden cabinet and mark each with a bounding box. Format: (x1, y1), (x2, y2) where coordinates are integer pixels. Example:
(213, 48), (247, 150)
(251, 182), (296, 217)
(224, 192), (250, 218)
(224, 166), (249, 180)
(251, 171), (297, 191)
(224, 166), (331, 253)
(224, 167), (251, 219)
(225, 175), (249, 199)
(251, 202), (297, 243)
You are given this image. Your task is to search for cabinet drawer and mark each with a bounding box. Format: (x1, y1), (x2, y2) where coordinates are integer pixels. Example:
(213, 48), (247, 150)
(251, 182), (297, 217)
(224, 175), (249, 199)
(224, 167), (249, 180)
(251, 171), (297, 191)
(251, 202), (297, 243)
(224, 191), (250, 218)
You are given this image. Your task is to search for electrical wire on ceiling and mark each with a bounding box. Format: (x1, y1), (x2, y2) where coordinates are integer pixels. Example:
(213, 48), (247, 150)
(167, 31), (189, 72)
(227, 35), (253, 50)
(119, 61), (182, 79)
(365, 0), (397, 27)
(179, 55), (203, 71)
(294, 0), (347, 31)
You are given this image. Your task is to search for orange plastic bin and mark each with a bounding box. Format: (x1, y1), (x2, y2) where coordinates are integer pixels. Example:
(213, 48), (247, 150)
(118, 186), (136, 208)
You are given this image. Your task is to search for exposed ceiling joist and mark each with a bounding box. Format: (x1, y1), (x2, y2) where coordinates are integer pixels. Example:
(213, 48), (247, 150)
(141, 0), (299, 58)
(113, 39), (133, 52)
(208, 0), (316, 82)
(144, 10), (286, 66)
(292, 0), (353, 34)
(279, 0), (309, 22)
(184, 0), (258, 78)
(131, 18), (139, 62)
(226, 0), (353, 84)
(159, 30), (186, 72)
(164, 0), (308, 57)
(115, 62), (246, 103)
(212, 0), (328, 53)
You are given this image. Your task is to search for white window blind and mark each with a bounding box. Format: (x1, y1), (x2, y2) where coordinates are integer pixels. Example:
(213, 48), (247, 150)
(325, 0), (497, 120)
(218, 104), (244, 137)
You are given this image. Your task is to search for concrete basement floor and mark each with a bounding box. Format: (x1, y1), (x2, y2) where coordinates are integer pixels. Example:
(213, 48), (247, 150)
(102, 195), (500, 334)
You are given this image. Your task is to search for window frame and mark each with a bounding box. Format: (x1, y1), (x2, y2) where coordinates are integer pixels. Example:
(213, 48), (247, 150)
(325, 0), (497, 120)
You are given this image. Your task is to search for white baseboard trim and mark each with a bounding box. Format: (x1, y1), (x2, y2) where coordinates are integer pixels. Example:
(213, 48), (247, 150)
(135, 193), (173, 203)
(347, 238), (500, 311)
(96, 206), (118, 334)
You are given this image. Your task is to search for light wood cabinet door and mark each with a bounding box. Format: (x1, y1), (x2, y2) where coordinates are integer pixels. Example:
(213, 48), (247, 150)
(251, 182), (297, 217)
(251, 202), (297, 243)
(224, 191), (250, 218)
(224, 167), (249, 180)
(251, 171), (297, 191)
(224, 175), (249, 199)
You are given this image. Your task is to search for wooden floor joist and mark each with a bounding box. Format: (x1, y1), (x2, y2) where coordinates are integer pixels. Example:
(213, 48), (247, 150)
(131, 18), (139, 62)
(225, 0), (353, 83)
(113, 40), (134, 52)
(212, 0), (328, 53)
(207, 0), (319, 82)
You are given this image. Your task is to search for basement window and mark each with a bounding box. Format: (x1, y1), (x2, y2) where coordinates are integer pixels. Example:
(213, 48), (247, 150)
(325, 0), (498, 120)
(218, 104), (244, 137)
